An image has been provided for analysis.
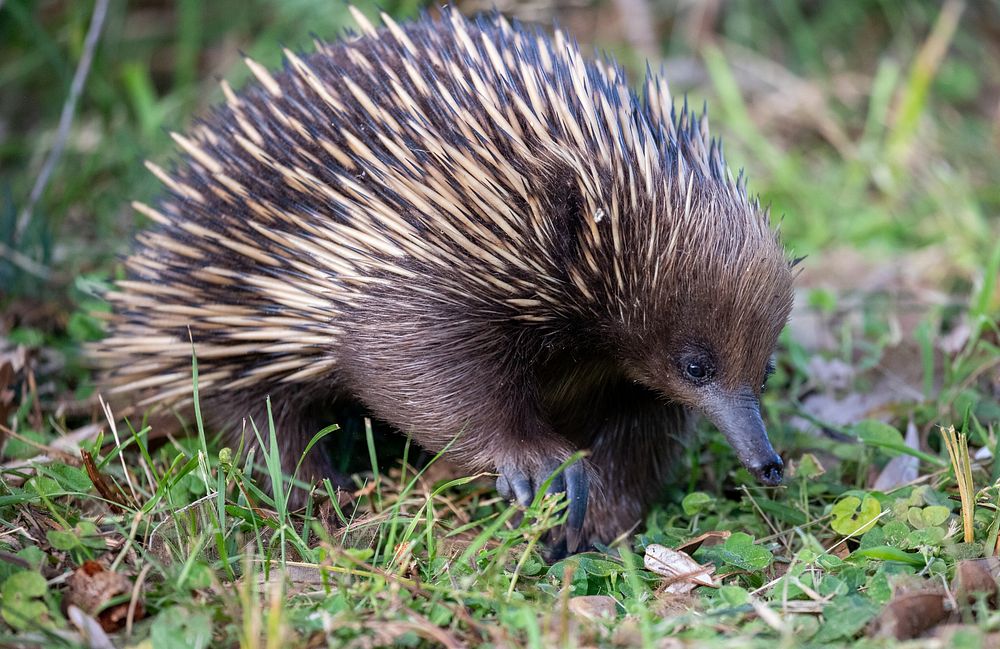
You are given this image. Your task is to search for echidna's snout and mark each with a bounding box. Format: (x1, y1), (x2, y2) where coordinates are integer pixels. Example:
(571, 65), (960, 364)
(753, 457), (784, 486)
(702, 389), (783, 486)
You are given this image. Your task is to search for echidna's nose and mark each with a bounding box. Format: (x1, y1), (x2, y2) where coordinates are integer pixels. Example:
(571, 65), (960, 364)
(750, 456), (784, 486)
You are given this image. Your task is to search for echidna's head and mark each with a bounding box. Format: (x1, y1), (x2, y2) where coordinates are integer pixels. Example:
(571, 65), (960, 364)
(620, 182), (795, 486)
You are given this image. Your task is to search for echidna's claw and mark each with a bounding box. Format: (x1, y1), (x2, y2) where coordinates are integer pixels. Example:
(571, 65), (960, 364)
(564, 462), (589, 553)
(496, 458), (590, 554)
(496, 469), (534, 507)
(542, 460), (566, 497)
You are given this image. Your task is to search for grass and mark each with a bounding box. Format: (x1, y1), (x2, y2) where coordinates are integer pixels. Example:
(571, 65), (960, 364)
(1, 0), (999, 646)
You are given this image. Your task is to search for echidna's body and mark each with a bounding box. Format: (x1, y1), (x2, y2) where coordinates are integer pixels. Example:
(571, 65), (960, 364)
(95, 7), (794, 552)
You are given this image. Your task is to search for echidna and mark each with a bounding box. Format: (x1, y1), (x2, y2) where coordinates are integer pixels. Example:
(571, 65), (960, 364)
(93, 6), (794, 554)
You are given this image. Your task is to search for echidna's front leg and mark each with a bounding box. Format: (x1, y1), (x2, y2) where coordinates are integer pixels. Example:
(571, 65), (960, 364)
(580, 393), (691, 546)
(339, 307), (594, 549)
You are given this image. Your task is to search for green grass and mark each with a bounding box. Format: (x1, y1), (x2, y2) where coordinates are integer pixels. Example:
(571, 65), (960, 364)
(2, 0), (999, 647)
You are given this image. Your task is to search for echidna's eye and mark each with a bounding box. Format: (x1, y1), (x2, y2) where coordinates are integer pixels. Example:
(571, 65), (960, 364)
(685, 362), (707, 379)
(682, 355), (715, 384)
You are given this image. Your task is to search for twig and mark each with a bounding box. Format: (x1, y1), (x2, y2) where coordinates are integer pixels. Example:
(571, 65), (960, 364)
(126, 563), (152, 638)
(0, 240), (51, 279)
(99, 394), (140, 506)
(941, 426), (975, 543)
(14, 0), (110, 243)
(740, 484), (789, 552)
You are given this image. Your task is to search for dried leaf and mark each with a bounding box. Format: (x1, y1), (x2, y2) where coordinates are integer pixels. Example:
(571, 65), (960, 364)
(868, 589), (948, 640)
(675, 530), (731, 555)
(66, 605), (116, 649)
(952, 557), (1000, 604)
(568, 595), (617, 621)
(644, 543), (716, 593)
(64, 560), (141, 632)
(257, 564), (328, 596)
(651, 591), (699, 619)
(791, 392), (887, 436)
(81, 449), (133, 512)
(872, 420), (920, 491)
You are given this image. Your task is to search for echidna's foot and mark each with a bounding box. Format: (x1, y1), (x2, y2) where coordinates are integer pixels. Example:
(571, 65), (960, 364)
(496, 459), (590, 553)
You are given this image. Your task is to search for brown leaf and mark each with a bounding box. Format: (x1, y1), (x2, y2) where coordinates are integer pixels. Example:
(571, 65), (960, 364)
(675, 530), (731, 555)
(868, 589), (948, 640)
(952, 557), (1000, 605)
(792, 391), (894, 435)
(81, 449), (133, 512)
(829, 542), (851, 560)
(255, 564), (330, 597)
(64, 560), (142, 632)
(568, 595), (618, 622)
(643, 543), (716, 593)
(651, 591), (700, 620)
(355, 481), (377, 498)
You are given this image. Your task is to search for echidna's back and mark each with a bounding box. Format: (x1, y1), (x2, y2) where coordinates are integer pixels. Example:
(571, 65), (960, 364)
(94, 11), (539, 405)
(93, 6), (746, 413)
